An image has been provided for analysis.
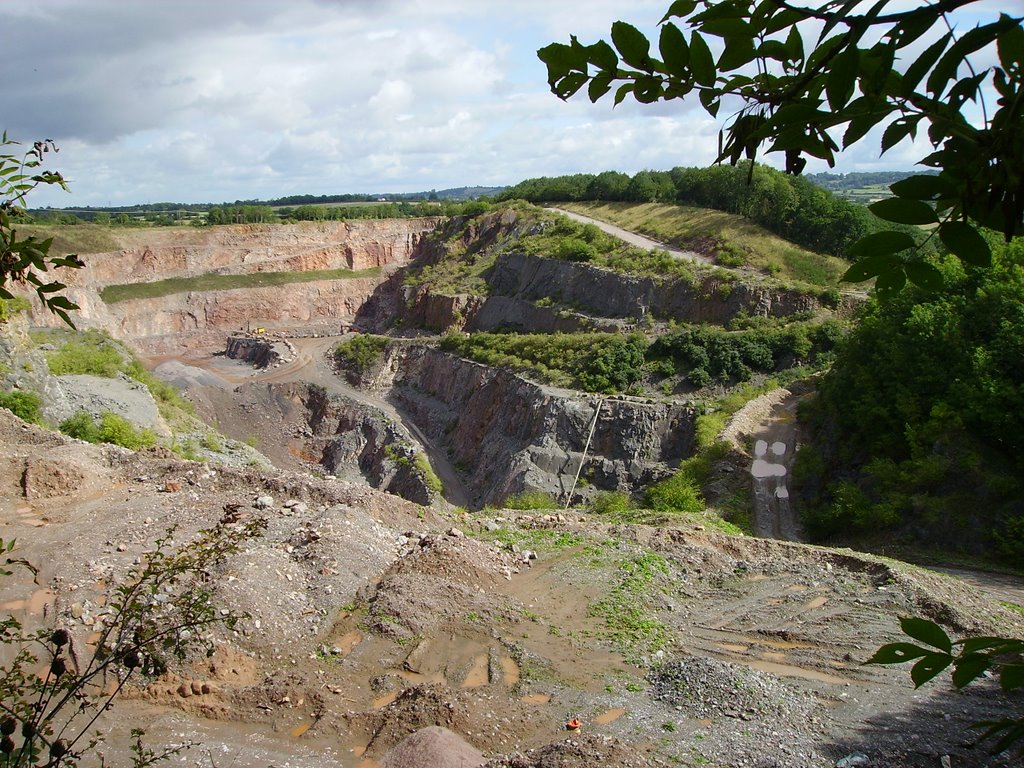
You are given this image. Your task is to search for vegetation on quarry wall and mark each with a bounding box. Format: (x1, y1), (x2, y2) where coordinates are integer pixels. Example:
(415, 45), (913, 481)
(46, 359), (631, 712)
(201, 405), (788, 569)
(440, 318), (840, 395)
(795, 237), (1024, 562)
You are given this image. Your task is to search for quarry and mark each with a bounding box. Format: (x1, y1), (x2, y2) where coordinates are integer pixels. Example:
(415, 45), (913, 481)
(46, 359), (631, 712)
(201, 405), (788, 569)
(2, 209), (1022, 768)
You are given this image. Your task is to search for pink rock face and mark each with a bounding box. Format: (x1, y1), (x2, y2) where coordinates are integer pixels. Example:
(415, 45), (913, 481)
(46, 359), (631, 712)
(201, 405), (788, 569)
(33, 219), (439, 342)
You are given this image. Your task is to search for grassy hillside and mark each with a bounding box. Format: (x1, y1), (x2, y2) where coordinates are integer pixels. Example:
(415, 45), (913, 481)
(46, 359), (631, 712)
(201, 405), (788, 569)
(18, 223), (122, 255)
(560, 201), (848, 288)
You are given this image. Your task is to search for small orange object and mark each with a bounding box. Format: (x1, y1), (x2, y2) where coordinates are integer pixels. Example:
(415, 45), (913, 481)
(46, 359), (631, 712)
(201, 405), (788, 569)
(565, 718), (581, 731)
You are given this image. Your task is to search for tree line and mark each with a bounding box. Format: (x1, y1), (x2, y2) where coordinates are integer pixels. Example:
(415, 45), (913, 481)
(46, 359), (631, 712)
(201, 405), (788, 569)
(497, 163), (912, 259)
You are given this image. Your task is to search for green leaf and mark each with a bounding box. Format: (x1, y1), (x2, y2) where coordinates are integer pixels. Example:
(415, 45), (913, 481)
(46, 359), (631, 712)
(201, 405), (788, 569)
(938, 221), (991, 267)
(699, 88), (720, 116)
(700, 18), (751, 38)
(958, 636), (1023, 655)
(928, 21), (1006, 97)
(553, 72), (588, 99)
(826, 47), (859, 112)
(764, 8), (803, 36)
(951, 654), (992, 689)
(660, 22), (690, 75)
(843, 254), (894, 282)
(587, 40), (618, 71)
(874, 265), (907, 297)
(889, 175), (952, 200)
(848, 230), (916, 258)
(864, 642), (930, 665)
(901, 32), (951, 96)
(660, 0), (697, 23)
(588, 73), (613, 102)
(719, 36), (755, 71)
(538, 42), (587, 80)
(911, 653), (953, 687)
(1000, 662), (1024, 691)
(900, 616), (952, 652)
(869, 197), (938, 225)
(612, 21), (652, 69)
(905, 261), (944, 292)
(758, 39), (790, 62)
(997, 18), (1024, 74)
(785, 25), (804, 62)
(614, 82), (634, 106)
(881, 119), (914, 154)
(689, 32), (716, 86)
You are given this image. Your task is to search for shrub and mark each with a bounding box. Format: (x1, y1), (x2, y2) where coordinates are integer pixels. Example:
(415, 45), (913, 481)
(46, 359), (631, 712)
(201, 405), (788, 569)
(46, 334), (125, 377)
(645, 472), (705, 514)
(334, 334), (389, 374)
(589, 491), (634, 517)
(504, 490), (559, 510)
(59, 410), (156, 450)
(0, 390), (42, 424)
(555, 237), (598, 262)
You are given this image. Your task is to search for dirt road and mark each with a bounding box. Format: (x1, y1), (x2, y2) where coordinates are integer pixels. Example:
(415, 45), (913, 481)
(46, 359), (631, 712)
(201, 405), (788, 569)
(549, 207), (712, 266)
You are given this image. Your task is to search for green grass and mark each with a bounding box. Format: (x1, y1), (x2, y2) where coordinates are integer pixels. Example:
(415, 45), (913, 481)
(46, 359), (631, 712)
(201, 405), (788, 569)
(561, 201), (847, 288)
(100, 266), (381, 303)
(18, 223), (121, 256)
(477, 526), (584, 552)
(588, 551), (672, 663)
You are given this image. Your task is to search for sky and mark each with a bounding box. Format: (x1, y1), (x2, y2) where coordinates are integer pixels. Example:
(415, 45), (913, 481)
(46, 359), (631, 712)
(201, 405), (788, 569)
(0, 0), (1005, 207)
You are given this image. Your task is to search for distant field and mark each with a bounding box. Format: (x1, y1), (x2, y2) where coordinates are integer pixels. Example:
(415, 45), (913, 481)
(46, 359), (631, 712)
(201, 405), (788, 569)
(19, 223), (122, 255)
(100, 267), (382, 303)
(560, 202), (848, 288)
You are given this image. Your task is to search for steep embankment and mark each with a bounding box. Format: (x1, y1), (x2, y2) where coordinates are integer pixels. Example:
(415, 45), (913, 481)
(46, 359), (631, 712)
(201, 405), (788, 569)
(366, 345), (697, 508)
(399, 206), (834, 335)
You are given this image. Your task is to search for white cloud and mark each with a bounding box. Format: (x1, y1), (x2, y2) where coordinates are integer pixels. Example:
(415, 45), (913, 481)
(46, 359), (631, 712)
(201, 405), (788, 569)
(0, 0), (993, 206)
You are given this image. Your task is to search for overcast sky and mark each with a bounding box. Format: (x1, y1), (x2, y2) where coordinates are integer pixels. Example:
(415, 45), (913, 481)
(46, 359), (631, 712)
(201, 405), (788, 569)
(0, 0), (1002, 207)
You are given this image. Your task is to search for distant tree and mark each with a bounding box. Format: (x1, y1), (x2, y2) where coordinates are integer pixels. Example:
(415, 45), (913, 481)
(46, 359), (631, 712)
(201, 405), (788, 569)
(586, 170), (631, 201)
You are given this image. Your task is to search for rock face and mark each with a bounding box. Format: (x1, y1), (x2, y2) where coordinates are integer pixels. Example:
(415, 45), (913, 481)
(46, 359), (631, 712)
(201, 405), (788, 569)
(225, 336), (282, 368)
(375, 346), (696, 507)
(31, 219), (439, 346)
(276, 383), (439, 506)
(405, 251), (823, 333)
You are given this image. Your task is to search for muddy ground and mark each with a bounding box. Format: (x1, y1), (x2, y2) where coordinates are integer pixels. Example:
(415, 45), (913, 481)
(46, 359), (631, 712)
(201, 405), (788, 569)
(2, 345), (1023, 768)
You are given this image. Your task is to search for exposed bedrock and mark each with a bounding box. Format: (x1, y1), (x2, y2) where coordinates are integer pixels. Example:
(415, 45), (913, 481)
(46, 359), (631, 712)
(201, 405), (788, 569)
(399, 252), (822, 335)
(368, 346), (696, 508)
(31, 219), (439, 346)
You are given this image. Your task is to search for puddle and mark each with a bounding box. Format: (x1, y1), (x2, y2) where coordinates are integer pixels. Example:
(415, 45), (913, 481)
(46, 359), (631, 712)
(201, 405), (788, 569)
(1, 589), (54, 615)
(742, 658), (849, 685)
(290, 722), (312, 739)
(500, 655), (520, 686)
(717, 643), (748, 653)
(333, 630), (362, 657)
(460, 653), (489, 689)
(520, 693), (551, 705)
(593, 707), (626, 725)
(372, 691), (400, 709)
(804, 596), (828, 610)
(760, 638), (813, 650)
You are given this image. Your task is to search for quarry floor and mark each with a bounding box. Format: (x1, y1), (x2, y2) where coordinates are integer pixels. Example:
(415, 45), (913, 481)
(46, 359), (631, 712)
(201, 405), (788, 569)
(1, 338), (1023, 768)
